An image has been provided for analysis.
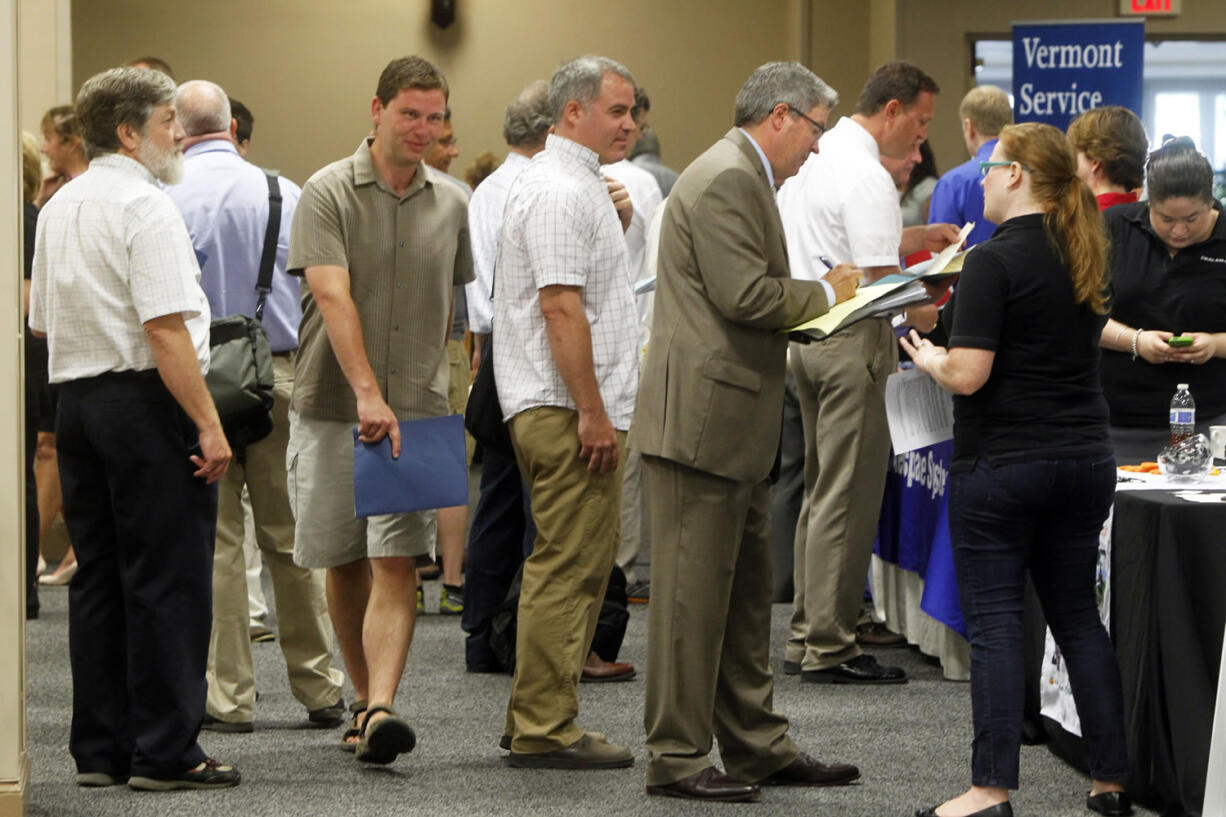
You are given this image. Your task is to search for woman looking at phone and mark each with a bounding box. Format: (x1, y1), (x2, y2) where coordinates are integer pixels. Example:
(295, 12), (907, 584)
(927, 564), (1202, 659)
(901, 122), (1130, 817)
(1098, 136), (1226, 463)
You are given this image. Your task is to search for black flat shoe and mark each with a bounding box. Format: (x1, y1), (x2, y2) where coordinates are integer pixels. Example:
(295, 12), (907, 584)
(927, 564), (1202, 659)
(915, 802), (1012, 817)
(1086, 791), (1133, 816)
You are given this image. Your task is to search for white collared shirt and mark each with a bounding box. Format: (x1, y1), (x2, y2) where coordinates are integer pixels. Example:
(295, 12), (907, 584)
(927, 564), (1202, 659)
(493, 134), (639, 429)
(602, 158), (663, 287)
(29, 153), (211, 383)
(465, 150), (531, 335)
(777, 117), (902, 282)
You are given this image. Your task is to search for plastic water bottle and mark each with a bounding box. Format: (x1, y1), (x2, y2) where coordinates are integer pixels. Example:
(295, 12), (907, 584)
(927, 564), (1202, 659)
(1170, 383), (1196, 446)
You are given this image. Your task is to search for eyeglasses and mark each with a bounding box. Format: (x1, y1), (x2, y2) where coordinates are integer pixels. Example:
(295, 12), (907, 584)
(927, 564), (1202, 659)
(785, 104), (826, 140)
(979, 160), (1031, 176)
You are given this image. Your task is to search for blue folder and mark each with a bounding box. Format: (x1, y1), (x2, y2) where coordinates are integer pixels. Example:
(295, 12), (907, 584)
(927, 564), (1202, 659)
(352, 415), (468, 517)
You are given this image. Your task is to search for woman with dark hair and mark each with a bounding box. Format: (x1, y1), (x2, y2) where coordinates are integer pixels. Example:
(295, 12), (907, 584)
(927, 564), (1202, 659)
(1097, 136), (1226, 463)
(1067, 106), (1149, 211)
(901, 122), (1130, 817)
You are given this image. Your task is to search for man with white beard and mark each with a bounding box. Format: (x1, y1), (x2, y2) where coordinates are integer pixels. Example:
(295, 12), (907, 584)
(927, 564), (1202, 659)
(29, 66), (239, 791)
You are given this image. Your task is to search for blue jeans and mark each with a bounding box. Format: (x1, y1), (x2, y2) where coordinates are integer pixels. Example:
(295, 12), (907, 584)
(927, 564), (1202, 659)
(950, 454), (1128, 789)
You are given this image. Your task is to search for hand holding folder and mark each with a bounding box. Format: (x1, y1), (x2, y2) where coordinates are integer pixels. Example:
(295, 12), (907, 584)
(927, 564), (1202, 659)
(352, 415), (469, 517)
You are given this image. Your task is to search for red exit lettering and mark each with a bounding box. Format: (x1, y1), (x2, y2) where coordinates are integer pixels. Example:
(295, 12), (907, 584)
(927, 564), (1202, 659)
(1130, 0), (1170, 11)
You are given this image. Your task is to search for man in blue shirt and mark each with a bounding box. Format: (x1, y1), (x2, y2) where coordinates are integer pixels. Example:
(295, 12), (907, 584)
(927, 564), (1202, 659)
(168, 79), (345, 734)
(927, 86), (1012, 247)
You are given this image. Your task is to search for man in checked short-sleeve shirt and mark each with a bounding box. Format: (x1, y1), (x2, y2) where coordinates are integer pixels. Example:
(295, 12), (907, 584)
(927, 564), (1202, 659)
(493, 55), (641, 770)
(285, 55), (472, 764)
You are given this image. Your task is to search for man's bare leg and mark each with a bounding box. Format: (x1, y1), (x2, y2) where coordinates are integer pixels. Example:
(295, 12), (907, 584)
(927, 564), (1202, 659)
(363, 556), (418, 728)
(327, 559), (372, 701)
(437, 505), (467, 588)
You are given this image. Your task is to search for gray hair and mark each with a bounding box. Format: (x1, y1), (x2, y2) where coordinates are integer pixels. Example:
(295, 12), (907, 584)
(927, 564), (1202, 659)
(174, 79), (232, 137)
(503, 80), (552, 148)
(548, 55), (635, 124)
(76, 67), (176, 159)
(734, 62), (838, 128)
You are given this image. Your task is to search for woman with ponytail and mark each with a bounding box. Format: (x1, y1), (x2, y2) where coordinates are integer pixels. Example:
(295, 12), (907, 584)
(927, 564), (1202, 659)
(1098, 136), (1226, 463)
(901, 123), (1130, 817)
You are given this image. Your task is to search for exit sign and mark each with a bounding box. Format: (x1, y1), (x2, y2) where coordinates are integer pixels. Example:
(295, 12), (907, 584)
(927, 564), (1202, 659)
(1119, 0), (1180, 15)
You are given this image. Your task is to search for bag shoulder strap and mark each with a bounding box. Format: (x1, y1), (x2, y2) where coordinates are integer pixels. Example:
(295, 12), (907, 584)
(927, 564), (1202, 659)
(255, 169), (282, 321)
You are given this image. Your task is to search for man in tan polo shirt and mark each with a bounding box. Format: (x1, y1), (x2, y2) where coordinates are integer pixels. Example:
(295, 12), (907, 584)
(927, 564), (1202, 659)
(286, 55), (473, 765)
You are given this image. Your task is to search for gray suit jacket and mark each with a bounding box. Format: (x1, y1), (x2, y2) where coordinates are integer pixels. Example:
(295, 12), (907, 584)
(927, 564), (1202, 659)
(630, 129), (831, 484)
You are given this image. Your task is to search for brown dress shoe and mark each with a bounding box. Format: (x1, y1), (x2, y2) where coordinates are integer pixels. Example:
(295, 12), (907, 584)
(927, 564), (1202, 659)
(647, 767), (761, 802)
(759, 752), (860, 786)
(856, 621), (907, 646)
(581, 652), (636, 683)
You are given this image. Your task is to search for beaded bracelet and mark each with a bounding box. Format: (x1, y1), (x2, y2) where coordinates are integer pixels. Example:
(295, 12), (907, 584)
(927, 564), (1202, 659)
(1131, 328), (1144, 361)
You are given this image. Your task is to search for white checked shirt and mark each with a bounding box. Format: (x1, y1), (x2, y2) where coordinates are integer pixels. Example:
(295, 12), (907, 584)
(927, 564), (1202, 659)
(493, 134), (639, 429)
(777, 117), (903, 280)
(465, 150), (532, 335)
(29, 153), (211, 383)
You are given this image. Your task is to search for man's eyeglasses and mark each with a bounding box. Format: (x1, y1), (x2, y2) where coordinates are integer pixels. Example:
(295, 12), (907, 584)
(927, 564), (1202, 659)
(979, 160), (1031, 176)
(786, 105), (826, 140)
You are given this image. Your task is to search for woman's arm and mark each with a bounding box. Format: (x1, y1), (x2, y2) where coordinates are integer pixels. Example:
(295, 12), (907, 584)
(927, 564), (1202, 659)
(899, 329), (995, 395)
(1099, 318), (1175, 364)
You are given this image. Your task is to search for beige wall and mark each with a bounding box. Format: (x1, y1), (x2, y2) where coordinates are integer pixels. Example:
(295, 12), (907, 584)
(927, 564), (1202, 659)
(19, 0), (70, 140)
(897, 0), (1226, 176)
(72, 0), (806, 185)
(2, 0), (29, 810)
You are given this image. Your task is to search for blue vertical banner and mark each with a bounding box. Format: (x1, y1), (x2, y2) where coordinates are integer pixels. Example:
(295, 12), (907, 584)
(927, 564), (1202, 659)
(1012, 19), (1145, 129)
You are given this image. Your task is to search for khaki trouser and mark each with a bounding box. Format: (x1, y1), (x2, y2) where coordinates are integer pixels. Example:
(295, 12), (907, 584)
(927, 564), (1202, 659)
(642, 455), (798, 786)
(504, 406), (625, 753)
(786, 320), (895, 671)
(207, 355), (344, 722)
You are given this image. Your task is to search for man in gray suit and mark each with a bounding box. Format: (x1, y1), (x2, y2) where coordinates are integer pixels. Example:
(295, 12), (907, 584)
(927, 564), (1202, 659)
(631, 62), (862, 802)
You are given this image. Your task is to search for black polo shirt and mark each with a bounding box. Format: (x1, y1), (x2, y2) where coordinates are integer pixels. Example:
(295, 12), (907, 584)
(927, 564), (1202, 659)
(1102, 200), (1226, 428)
(946, 213), (1111, 466)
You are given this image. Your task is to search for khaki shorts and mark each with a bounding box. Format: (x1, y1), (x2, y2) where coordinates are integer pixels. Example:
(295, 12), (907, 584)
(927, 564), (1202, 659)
(287, 409), (435, 569)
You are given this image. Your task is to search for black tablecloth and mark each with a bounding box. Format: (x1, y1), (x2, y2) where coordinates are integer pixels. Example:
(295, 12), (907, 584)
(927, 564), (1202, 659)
(1045, 490), (1226, 817)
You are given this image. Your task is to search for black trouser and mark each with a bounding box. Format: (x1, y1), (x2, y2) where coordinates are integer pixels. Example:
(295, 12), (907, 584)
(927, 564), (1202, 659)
(950, 454), (1128, 789)
(57, 371), (217, 779)
(462, 446), (536, 671)
(24, 410), (39, 619)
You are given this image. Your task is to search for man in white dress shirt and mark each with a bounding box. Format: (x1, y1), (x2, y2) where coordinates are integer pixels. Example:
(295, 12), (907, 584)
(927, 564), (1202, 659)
(777, 61), (959, 686)
(600, 86), (662, 599)
(29, 66), (238, 791)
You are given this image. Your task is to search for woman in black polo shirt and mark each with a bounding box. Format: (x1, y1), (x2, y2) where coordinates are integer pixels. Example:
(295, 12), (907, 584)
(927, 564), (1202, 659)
(1097, 137), (1226, 463)
(901, 123), (1129, 817)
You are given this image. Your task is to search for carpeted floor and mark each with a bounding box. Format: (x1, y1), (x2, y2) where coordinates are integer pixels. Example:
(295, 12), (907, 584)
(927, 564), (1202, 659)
(23, 580), (1155, 817)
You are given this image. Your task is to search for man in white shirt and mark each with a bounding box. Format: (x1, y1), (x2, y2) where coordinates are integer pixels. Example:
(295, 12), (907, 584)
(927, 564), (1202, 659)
(29, 66), (238, 791)
(600, 86), (662, 599)
(168, 79), (345, 735)
(777, 61), (959, 686)
(493, 55), (640, 770)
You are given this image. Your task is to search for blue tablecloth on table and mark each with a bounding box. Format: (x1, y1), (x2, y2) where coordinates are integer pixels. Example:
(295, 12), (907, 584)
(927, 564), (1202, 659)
(873, 440), (965, 637)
